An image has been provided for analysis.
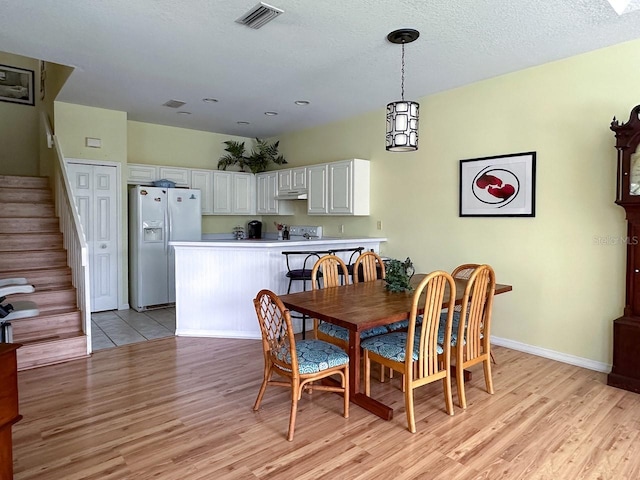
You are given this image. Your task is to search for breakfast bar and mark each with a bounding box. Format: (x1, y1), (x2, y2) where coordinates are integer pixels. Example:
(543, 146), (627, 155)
(171, 236), (386, 339)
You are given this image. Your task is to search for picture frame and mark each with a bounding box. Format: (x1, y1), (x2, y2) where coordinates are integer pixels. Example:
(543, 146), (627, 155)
(0, 64), (35, 106)
(459, 151), (536, 217)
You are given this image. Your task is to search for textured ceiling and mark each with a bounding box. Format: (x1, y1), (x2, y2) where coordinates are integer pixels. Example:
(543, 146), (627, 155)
(1, 0), (640, 138)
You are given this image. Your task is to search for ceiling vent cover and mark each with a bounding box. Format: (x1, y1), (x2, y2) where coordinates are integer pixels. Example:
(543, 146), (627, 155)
(163, 99), (186, 108)
(236, 2), (284, 29)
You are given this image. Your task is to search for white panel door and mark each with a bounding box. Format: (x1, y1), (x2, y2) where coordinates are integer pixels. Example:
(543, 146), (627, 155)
(213, 171), (233, 214)
(67, 162), (118, 312)
(233, 173), (255, 215)
(307, 164), (328, 214)
(328, 160), (353, 214)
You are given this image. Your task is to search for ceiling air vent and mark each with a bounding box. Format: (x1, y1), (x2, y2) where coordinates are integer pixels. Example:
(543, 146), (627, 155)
(236, 2), (284, 29)
(162, 99), (186, 108)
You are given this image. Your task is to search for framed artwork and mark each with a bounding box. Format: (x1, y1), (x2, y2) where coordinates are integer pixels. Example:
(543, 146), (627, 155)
(0, 64), (35, 106)
(459, 151), (536, 217)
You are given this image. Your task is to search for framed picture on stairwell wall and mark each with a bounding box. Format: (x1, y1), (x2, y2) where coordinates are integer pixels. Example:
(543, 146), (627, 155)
(0, 64), (35, 106)
(459, 151), (536, 217)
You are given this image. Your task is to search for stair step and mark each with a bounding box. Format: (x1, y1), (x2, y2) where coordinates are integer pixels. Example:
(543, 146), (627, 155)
(0, 266), (72, 290)
(0, 202), (56, 218)
(11, 309), (82, 342)
(0, 232), (63, 251)
(0, 175), (49, 190)
(9, 287), (77, 312)
(0, 250), (68, 271)
(0, 217), (59, 234)
(0, 188), (52, 203)
(17, 334), (88, 370)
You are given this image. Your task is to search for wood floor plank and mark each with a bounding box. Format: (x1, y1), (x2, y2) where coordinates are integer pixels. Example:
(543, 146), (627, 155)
(11, 339), (640, 479)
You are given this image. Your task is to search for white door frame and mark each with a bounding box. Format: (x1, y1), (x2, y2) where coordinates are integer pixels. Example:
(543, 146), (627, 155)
(65, 158), (127, 311)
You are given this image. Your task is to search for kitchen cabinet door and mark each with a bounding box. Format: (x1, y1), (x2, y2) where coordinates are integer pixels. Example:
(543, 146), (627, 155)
(233, 173), (255, 215)
(278, 169), (292, 191)
(328, 159), (370, 215)
(191, 169), (214, 215)
(307, 164), (328, 214)
(291, 167), (307, 190)
(158, 167), (190, 187)
(257, 172), (278, 214)
(212, 171), (233, 214)
(127, 164), (157, 185)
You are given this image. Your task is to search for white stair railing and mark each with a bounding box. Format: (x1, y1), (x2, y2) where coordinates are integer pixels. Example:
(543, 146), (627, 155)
(51, 134), (92, 353)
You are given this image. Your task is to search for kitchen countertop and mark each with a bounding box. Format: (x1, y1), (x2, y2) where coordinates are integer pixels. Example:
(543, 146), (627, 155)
(170, 236), (387, 248)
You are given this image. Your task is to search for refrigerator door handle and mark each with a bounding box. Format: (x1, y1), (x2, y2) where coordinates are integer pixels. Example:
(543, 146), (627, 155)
(165, 205), (171, 253)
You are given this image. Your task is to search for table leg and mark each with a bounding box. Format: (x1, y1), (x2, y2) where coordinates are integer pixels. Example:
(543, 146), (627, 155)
(347, 330), (394, 421)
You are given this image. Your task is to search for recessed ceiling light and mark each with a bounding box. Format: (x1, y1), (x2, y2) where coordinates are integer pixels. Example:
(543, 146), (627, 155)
(294, 100), (310, 106)
(237, 121), (250, 125)
(177, 111), (192, 115)
(264, 111), (278, 116)
(202, 98), (219, 103)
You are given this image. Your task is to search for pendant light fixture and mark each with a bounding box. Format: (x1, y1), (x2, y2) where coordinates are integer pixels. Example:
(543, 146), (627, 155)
(386, 28), (420, 152)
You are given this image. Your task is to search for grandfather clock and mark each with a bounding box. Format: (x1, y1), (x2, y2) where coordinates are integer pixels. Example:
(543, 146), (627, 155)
(608, 104), (640, 393)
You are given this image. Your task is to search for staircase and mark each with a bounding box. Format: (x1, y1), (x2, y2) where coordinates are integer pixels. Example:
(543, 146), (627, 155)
(0, 175), (88, 369)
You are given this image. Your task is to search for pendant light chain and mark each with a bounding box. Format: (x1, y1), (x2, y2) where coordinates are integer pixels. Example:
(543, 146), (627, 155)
(401, 42), (405, 102)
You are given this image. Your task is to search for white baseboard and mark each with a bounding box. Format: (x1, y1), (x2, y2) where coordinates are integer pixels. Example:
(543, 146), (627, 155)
(491, 336), (611, 373)
(176, 329), (261, 340)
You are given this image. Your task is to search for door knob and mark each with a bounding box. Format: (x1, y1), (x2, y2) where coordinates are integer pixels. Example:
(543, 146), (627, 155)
(101, 244), (107, 249)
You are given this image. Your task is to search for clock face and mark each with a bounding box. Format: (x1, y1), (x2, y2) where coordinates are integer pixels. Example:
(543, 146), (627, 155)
(631, 150), (640, 196)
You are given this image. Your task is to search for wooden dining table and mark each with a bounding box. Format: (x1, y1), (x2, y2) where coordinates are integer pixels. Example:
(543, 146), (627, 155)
(279, 274), (513, 421)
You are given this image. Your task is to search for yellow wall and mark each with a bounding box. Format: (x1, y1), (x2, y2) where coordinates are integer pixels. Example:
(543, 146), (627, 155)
(274, 39), (640, 367)
(54, 102), (129, 309)
(0, 52), (39, 175)
(49, 38), (640, 367)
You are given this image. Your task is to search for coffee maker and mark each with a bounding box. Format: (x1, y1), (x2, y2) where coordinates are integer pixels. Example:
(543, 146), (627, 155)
(247, 220), (262, 239)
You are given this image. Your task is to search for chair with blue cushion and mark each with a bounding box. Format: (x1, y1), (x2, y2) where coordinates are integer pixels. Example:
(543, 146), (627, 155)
(311, 255), (387, 349)
(441, 264), (496, 409)
(361, 270), (456, 433)
(328, 246), (364, 284)
(252, 289), (349, 441)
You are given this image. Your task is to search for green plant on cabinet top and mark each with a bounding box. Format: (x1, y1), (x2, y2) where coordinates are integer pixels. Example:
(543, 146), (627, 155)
(218, 138), (287, 174)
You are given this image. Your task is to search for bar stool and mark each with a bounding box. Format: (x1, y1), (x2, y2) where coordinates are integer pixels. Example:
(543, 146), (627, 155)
(282, 250), (331, 339)
(328, 247), (364, 284)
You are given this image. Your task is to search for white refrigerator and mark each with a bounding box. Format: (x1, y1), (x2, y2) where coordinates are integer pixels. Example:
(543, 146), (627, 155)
(129, 186), (202, 311)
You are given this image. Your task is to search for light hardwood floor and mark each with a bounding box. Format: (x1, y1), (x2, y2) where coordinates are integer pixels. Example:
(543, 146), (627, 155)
(12, 337), (640, 479)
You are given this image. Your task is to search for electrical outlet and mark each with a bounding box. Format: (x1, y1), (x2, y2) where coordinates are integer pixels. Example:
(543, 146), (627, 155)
(339, 224), (344, 234)
(377, 220), (382, 230)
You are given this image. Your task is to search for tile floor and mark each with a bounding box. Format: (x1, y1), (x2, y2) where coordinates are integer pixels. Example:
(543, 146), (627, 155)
(91, 307), (176, 351)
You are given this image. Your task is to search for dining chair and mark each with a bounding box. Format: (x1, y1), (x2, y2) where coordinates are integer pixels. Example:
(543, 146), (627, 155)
(328, 246), (364, 285)
(252, 289), (349, 441)
(281, 250), (331, 339)
(361, 271), (456, 433)
(311, 255), (387, 348)
(351, 251), (385, 284)
(445, 264), (496, 409)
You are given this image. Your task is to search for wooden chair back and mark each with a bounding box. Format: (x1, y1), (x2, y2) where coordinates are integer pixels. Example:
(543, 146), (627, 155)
(352, 251), (386, 284)
(451, 264), (479, 313)
(253, 289), (297, 374)
(311, 255), (350, 289)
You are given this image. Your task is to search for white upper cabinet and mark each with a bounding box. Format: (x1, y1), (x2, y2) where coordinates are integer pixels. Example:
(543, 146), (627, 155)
(158, 167), (190, 187)
(307, 164), (329, 215)
(213, 171), (256, 215)
(308, 159), (370, 216)
(257, 172), (294, 215)
(190, 169), (214, 215)
(127, 164), (157, 185)
(278, 167), (307, 192)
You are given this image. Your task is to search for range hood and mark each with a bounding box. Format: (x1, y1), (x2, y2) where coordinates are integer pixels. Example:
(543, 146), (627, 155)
(274, 189), (308, 200)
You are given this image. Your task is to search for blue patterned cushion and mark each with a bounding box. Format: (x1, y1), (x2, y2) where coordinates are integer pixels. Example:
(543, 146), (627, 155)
(361, 331), (444, 362)
(439, 311), (461, 346)
(274, 340), (349, 374)
(386, 319), (409, 332)
(318, 322), (387, 341)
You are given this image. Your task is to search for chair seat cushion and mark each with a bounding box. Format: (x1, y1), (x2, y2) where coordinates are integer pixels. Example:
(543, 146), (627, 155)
(361, 331), (444, 362)
(286, 269), (316, 280)
(386, 319), (409, 332)
(275, 340), (349, 374)
(318, 322), (387, 341)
